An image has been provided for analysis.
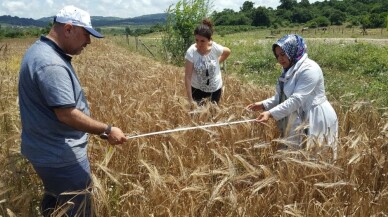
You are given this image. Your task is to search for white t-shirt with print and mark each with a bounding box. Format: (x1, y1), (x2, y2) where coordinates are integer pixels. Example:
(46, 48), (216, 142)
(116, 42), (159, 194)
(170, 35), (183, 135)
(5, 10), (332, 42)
(185, 41), (224, 93)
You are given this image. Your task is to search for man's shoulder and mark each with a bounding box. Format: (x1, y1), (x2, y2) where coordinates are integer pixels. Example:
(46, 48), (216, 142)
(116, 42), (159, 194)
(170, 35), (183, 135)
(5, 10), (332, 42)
(26, 42), (67, 69)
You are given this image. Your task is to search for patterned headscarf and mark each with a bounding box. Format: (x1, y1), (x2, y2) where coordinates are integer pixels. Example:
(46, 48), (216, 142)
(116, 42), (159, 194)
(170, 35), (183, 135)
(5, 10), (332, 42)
(272, 34), (307, 66)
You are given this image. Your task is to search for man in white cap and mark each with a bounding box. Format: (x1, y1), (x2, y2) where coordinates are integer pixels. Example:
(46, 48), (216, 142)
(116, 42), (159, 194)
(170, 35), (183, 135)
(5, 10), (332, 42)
(18, 5), (127, 216)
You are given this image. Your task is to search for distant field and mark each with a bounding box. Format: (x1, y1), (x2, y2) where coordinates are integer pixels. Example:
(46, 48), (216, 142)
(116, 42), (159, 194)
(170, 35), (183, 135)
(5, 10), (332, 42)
(113, 27), (388, 109)
(1, 34), (387, 216)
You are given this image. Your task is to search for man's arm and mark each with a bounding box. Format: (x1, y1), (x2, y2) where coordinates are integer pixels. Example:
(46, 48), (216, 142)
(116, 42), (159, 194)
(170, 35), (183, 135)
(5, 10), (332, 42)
(54, 107), (127, 144)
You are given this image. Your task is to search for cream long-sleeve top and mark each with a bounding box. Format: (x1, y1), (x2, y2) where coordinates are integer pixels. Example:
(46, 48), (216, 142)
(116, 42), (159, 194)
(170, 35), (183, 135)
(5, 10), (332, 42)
(262, 53), (338, 158)
(262, 53), (328, 121)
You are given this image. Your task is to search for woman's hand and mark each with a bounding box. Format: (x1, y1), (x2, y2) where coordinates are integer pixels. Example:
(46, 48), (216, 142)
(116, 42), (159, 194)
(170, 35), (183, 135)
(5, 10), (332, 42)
(256, 111), (271, 122)
(245, 102), (264, 112)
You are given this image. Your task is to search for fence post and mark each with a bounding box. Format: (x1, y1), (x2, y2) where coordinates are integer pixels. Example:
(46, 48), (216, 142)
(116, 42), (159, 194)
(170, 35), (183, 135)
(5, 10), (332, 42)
(139, 39), (155, 58)
(135, 36), (139, 51)
(126, 33), (129, 45)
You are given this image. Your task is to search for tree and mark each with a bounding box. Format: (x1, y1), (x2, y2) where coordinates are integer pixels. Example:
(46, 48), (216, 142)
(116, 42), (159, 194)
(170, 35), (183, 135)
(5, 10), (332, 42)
(360, 15), (370, 35)
(252, 7), (271, 27)
(278, 0), (297, 10)
(231, 13), (252, 25)
(368, 13), (385, 28)
(329, 10), (347, 25)
(125, 26), (131, 36)
(291, 8), (314, 23)
(276, 8), (293, 22)
(162, 0), (211, 65)
(240, 1), (254, 13)
(299, 0), (310, 8)
(313, 16), (330, 27)
(212, 9), (236, 25)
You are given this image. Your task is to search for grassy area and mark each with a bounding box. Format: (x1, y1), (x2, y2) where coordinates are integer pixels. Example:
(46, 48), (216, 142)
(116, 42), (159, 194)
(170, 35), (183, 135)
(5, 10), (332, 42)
(216, 35), (388, 109)
(114, 28), (388, 109)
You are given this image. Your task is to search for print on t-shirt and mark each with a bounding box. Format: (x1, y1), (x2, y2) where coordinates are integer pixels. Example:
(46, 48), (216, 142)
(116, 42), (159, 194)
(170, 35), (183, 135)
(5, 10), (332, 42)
(194, 56), (217, 91)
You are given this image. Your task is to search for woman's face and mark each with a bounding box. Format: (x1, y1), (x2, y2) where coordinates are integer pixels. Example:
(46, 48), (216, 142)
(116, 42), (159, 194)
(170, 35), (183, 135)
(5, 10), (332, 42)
(195, 34), (210, 50)
(274, 46), (291, 69)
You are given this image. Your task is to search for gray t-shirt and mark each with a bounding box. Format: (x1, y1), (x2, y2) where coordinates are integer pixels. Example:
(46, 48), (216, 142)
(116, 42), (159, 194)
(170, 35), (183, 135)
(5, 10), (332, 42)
(18, 36), (89, 167)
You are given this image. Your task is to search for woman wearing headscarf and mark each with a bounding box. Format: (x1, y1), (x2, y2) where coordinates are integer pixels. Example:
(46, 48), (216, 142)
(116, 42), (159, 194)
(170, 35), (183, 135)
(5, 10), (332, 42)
(246, 34), (338, 158)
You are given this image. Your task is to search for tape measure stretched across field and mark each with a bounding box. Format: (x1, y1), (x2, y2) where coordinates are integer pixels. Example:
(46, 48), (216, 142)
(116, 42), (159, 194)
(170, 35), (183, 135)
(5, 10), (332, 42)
(126, 119), (257, 139)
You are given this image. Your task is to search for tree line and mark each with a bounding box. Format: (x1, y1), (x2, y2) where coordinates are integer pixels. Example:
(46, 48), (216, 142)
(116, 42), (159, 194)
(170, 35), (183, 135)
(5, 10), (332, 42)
(1, 0), (387, 40)
(212, 0), (388, 29)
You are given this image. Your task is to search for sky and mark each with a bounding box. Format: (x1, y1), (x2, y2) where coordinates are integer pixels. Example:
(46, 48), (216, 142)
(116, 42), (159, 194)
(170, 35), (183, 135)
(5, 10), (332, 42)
(0, 0), (307, 20)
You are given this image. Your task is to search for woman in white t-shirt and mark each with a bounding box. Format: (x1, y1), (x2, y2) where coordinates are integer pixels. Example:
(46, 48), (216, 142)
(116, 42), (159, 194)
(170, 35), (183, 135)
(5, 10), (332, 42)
(184, 19), (231, 105)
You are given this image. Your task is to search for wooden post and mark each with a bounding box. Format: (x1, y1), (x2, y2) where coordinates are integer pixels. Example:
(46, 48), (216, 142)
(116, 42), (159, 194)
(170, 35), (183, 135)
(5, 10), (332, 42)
(139, 39), (155, 58)
(135, 36), (139, 51)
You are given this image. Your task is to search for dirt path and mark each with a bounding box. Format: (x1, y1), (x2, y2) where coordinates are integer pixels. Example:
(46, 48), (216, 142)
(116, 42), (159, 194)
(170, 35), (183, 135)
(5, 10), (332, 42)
(306, 38), (388, 45)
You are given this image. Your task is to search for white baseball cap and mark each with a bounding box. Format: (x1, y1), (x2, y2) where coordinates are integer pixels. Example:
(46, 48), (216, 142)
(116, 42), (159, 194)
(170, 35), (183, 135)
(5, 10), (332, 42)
(54, 5), (103, 38)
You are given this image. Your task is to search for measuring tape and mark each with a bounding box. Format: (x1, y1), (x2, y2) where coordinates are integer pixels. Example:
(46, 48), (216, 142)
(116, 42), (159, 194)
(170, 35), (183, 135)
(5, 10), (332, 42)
(126, 119), (257, 139)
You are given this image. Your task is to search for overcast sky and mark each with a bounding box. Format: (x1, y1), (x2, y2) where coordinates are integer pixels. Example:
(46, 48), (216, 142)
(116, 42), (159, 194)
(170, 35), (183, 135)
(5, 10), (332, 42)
(0, 0), (302, 20)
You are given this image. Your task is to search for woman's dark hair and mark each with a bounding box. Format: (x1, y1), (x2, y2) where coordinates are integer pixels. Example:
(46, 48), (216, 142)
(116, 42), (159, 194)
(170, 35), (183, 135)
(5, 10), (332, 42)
(194, 19), (213, 40)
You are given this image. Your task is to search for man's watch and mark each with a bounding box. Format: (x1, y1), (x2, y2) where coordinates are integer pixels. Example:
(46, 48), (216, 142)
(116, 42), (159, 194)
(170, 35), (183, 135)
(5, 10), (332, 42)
(99, 124), (111, 140)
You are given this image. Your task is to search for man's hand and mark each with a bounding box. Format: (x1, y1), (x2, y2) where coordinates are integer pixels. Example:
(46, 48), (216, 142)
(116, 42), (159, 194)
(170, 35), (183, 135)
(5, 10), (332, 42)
(107, 127), (128, 145)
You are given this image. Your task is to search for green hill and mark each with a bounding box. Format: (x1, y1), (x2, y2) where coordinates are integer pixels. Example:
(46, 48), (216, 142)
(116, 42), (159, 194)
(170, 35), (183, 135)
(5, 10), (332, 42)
(0, 13), (167, 28)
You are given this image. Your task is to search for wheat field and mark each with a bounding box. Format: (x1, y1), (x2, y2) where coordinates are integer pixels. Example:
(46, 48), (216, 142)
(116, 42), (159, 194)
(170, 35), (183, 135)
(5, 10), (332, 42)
(0, 37), (387, 216)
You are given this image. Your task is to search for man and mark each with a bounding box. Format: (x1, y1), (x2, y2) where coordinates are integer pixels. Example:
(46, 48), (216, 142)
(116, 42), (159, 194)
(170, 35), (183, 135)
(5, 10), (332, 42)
(18, 5), (127, 216)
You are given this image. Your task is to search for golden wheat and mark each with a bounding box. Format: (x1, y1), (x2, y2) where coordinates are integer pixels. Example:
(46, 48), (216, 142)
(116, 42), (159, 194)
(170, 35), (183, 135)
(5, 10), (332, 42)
(0, 37), (387, 216)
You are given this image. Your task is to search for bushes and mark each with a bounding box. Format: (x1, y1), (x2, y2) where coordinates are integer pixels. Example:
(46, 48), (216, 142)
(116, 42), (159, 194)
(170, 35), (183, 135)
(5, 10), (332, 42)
(215, 25), (261, 35)
(161, 0), (210, 66)
(0, 26), (47, 38)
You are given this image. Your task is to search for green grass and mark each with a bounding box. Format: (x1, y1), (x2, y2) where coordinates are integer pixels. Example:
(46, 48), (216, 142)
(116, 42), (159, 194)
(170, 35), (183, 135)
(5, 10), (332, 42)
(113, 27), (388, 109)
(213, 30), (388, 109)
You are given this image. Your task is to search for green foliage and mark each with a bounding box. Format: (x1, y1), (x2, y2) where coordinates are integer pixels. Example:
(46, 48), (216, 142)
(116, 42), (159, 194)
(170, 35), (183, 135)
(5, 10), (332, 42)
(242, 53), (275, 73)
(216, 25), (260, 35)
(312, 16), (330, 27)
(0, 26), (46, 38)
(212, 9), (252, 26)
(132, 28), (153, 36)
(240, 1), (255, 13)
(211, 0), (387, 30)
(291, 8), (314, 23)
(0, 22), (50, 39)
(100, 26), (156, 36)
(278, 0), (298, 10)
(252, 7), (271, 27)
(210, 31), (388, 108)
(125, 26), (131, 35)
(162, 0), (211, 65)
(275, 9), (293, 22)
(329, 10), (347, 25)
